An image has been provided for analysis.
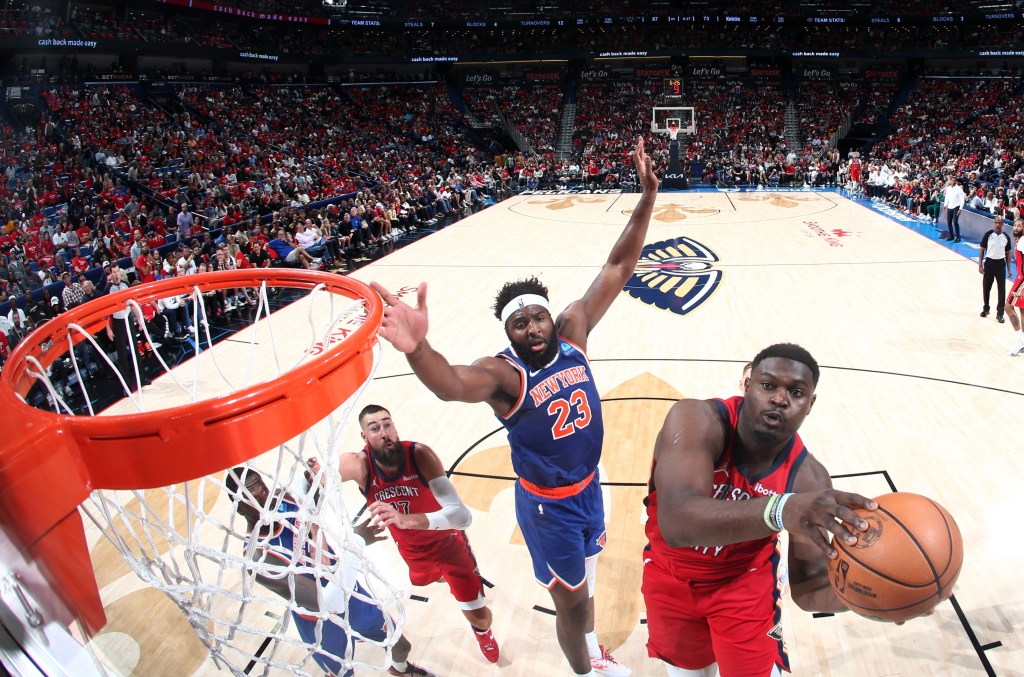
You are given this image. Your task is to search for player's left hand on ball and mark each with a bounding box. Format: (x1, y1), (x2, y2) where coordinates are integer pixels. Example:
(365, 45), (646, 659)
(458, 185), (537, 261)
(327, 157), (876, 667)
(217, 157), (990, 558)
(353, 515), (388, 544)
(784, 490), (878, 558)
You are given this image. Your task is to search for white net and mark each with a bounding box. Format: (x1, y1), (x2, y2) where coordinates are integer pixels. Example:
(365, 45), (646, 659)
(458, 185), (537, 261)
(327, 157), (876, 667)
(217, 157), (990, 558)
(19, 275), (405, 676)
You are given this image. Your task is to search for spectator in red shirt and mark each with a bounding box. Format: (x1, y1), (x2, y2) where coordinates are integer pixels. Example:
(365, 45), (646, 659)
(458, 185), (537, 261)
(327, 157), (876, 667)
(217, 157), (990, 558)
(136, 247), (155, 283)
(114, 210), (130, 233)
(71, 252), (90, 274)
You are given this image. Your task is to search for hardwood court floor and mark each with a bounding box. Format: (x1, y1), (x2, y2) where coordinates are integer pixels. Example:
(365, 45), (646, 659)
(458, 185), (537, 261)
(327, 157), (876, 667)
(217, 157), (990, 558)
(80, 189), (1021, 676)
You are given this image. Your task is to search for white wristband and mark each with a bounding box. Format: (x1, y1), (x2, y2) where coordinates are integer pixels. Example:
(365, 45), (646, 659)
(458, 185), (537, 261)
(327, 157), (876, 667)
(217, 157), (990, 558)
(775, 493), (794, 532)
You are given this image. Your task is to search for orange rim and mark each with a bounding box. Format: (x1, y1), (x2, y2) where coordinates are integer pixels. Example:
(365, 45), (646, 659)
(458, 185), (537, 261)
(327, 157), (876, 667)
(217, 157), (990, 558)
(0, 269), (382, 634)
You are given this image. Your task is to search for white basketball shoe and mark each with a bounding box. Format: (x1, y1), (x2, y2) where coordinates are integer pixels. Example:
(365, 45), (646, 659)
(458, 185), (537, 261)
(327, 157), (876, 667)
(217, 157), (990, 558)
(591, 645), (631, 677)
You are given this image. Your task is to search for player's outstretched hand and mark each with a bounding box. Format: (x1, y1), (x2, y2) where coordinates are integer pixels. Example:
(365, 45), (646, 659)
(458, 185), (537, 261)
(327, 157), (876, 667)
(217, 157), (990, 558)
(634, 136), (658, 194)
(353, 515), (388, 545)
(367, 500), (417, 530)
(783, 490), (878, 558)
(370, 281), (429, 354)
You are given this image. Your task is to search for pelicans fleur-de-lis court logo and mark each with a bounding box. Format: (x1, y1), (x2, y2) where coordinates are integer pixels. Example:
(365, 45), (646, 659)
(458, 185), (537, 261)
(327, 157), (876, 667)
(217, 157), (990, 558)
(626, 237), (722, 316)
(527, 195), (606, 210)
(624, 203), (719, 222)
(737, 194), (818, 208)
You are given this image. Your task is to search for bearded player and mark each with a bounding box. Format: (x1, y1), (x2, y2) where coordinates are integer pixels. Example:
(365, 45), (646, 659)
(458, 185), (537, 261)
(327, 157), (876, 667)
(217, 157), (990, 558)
(325, 404), (500, 664)
(369, 136), (658, 676)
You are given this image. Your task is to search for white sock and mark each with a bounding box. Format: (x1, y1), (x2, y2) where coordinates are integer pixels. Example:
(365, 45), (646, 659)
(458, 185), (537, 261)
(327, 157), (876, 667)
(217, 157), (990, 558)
(585, 631), (601, 659)
(575, 671), (596, 677)
(1017, 329), (1024, 338)
(664, 662), (718, 677)
(390, 660), (408, 673)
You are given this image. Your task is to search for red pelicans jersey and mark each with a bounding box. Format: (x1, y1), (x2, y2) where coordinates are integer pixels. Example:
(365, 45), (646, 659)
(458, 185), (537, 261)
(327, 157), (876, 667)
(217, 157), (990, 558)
(361, 441), (454, 556)
(644, 396), (809, 582)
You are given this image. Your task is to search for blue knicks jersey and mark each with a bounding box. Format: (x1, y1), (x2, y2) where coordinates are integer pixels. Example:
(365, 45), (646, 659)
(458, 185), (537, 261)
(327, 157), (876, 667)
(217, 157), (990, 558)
(497, 337), (604, 487)
(248, 500), (327, 576)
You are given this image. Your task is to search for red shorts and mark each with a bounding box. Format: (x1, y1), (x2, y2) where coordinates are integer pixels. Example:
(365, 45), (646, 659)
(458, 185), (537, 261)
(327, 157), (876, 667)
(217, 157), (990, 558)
(642, 551), (789, 675)
(402, 532), (485, 609)
(1007, 276), (1024, 309)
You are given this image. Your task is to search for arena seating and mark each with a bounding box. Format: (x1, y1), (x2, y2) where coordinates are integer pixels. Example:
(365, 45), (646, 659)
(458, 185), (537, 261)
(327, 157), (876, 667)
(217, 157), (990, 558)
(3, 0), (1024, 363)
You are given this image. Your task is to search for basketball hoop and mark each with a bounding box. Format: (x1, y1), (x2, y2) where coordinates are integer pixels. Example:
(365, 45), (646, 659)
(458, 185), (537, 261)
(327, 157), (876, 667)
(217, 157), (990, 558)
(0, 269), (404, 675)
(652, 108), (694, 140)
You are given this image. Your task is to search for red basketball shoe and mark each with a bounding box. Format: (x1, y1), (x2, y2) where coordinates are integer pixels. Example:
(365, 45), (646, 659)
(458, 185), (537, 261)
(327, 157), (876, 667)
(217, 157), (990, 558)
(474, 628), (500, 663)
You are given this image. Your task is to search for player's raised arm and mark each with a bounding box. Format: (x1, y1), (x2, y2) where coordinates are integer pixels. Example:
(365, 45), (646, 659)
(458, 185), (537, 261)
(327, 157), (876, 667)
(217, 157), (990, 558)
(569, 136), (659, 337)
(371, 281), (517, 406)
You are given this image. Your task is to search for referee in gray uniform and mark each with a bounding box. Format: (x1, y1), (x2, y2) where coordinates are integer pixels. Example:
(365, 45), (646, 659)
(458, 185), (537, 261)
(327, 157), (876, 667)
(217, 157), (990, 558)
(979, 215), (1012, 322)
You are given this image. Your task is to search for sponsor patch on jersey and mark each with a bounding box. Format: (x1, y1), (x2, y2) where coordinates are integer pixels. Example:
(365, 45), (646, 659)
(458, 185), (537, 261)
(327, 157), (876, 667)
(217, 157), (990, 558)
(626, 236), (721, 316)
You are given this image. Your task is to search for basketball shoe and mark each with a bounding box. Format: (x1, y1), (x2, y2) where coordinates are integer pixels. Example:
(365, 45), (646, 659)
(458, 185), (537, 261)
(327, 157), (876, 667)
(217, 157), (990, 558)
(591, 645), (631, 677)
(1010, 336), (1024, 356)
(387, 662), (437, 677)
(474, 628), (500, 663)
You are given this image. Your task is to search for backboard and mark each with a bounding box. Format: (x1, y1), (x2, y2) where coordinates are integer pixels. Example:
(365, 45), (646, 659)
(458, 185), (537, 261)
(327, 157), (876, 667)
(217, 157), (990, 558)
(651, 106), (696, 136)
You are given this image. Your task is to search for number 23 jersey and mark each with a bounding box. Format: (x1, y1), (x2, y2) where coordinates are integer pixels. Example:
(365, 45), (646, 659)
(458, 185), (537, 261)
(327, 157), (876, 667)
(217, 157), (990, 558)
(497, 337), (604, 487)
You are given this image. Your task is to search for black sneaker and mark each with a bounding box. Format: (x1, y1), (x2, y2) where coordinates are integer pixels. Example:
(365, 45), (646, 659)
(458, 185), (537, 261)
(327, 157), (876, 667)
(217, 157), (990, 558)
(387, 663), (437, 677)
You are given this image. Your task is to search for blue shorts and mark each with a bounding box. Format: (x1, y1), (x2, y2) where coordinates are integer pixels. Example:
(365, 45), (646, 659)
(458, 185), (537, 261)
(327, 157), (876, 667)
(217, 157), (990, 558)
(515, 470), (606, 589)
(293, 582), (388, 676)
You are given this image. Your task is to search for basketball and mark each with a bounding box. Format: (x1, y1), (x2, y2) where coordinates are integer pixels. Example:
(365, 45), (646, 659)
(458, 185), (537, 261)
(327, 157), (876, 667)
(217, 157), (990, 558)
(828, 492), (963, 623)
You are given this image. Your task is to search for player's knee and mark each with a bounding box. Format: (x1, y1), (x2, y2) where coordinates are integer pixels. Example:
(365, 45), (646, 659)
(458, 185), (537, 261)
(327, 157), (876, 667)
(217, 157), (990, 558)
(550, 586), (590, 628)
